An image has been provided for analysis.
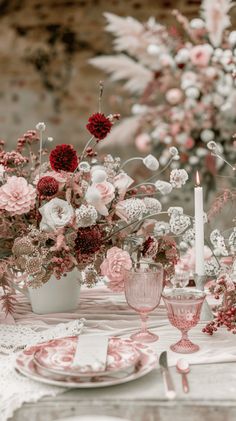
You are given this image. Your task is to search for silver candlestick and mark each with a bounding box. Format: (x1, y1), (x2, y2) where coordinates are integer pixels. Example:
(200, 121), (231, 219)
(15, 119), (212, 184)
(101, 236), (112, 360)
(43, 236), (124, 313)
(194, 274), (213, 321)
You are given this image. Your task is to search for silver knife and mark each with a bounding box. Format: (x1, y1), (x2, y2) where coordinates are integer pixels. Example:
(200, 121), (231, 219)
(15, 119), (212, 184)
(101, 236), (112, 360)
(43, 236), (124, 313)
(159, 351), (176, 400)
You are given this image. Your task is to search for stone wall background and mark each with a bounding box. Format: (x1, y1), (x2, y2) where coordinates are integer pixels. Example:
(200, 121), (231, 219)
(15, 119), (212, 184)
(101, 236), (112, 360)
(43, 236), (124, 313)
(1, 0), (235, 151)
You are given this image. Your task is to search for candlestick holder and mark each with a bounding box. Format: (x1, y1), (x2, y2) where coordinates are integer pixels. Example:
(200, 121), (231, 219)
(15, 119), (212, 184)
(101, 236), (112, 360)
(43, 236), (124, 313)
(194, 274), (213, 321)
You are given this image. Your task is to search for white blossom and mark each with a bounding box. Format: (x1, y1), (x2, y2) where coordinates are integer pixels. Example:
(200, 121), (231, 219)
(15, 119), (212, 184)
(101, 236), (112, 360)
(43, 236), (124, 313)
(39, 198), (74, 232)
(170, 169), (188, 188)
(36, 122), (46, 131)
(79, 161), (91, 173)
(143, 154), (159, 171)
(75, 204), (98, 228)
(155, 180), (172, 195)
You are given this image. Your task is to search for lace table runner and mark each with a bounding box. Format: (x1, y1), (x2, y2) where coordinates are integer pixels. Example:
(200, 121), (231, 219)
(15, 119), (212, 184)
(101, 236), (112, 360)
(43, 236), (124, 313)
(0, 319), (84, 421)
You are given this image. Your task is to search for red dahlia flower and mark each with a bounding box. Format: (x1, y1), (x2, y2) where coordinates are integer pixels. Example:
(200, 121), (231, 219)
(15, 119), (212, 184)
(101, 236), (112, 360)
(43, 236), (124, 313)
(86, 113), (112, 141)
(49, 144), (78, 172)
(75, 226), (103, 258)
(37, 176), (59, 197)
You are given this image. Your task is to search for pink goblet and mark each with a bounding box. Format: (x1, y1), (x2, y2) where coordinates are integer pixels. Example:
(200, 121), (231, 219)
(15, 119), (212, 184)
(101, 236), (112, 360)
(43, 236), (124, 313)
(162, 289), (206, 353)
(124, 263), (163, 343)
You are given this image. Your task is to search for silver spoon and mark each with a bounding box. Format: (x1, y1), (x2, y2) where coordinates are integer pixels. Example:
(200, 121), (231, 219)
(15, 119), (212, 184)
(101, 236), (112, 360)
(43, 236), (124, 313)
(176, 359), (190, 393)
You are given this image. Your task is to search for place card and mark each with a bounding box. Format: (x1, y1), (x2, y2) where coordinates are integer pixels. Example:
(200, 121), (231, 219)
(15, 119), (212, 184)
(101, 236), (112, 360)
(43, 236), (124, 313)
(72, 335), (109, 372)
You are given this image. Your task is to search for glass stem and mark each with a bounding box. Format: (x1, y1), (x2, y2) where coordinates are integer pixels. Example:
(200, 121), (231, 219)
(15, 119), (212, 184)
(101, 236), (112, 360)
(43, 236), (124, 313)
(140, 313), (148, 333)
(181, 330), (189, 342)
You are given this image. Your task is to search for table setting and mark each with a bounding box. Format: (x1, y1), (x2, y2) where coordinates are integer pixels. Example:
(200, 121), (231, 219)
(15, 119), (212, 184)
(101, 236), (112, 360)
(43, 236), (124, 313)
(1, 2), (236, 420)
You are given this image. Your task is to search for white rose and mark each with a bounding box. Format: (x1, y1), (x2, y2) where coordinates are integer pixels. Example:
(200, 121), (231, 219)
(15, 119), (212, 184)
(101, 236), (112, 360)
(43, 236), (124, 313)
(39, 198), (74, 232)
(143, 154), (159, 171)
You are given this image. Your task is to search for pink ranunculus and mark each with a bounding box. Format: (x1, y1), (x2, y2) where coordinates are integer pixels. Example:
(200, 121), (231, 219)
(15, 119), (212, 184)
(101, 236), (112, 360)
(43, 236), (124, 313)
(95, 181), (115, 205)
(101, 246), (132, 292)
(189, 44), (212, 67)
(166, 88), (183, 105)
(0, 176), (36, 216)
(185, 137), (195, 149)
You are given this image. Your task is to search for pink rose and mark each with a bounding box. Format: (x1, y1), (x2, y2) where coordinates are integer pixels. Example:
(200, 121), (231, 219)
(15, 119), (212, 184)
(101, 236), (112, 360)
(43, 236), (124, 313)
(101, 246), (132, 292)
(166, 88), (183, 105)
(95, 181), (115, 205)
(86, 181), (115, 216)
(189, 45), (212, 67)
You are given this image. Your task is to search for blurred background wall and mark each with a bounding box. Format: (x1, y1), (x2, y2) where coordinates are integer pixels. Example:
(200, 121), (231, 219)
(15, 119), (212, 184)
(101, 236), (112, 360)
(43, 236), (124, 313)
(2, 0), (235, 148)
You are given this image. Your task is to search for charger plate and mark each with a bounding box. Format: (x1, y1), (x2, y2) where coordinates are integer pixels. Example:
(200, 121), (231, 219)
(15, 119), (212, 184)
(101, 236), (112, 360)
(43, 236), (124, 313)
(15, 337), (157, 388)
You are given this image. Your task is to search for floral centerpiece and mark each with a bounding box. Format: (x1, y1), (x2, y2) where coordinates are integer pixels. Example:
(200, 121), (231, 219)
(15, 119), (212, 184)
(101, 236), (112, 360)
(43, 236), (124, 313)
(91, 0), (236, 193)
(0, 90), (190, 313)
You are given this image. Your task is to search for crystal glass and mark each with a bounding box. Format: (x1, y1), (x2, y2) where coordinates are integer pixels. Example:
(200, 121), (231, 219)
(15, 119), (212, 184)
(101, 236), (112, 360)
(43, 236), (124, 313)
(124, 263), (163, 343)
(170, 268), (190, 289)
(162, 289), (206, 353)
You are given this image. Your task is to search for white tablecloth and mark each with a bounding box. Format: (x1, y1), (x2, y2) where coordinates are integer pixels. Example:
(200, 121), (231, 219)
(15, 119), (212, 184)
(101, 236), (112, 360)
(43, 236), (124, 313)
(1, 286), (236, 421)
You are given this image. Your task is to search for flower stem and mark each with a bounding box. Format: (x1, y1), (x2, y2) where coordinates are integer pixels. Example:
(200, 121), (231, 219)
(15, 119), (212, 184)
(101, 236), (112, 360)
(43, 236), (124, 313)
(120, 157), (142, 170)
(39, 129), (43, 179)
(80, 136), (95, 161)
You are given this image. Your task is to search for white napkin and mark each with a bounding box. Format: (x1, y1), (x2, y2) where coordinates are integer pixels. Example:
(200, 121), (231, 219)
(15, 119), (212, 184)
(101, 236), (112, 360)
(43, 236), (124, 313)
(72, 335), (109, 372)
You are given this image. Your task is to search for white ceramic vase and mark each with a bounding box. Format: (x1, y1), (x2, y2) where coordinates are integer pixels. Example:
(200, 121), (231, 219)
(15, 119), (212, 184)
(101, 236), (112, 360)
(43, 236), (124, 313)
(28, 268), (81, 314)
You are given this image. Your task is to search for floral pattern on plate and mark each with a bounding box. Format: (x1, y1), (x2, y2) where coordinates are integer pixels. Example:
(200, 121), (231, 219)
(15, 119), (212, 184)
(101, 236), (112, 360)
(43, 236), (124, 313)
(15, 337), (157, 388)
(32, 336), (140, 376)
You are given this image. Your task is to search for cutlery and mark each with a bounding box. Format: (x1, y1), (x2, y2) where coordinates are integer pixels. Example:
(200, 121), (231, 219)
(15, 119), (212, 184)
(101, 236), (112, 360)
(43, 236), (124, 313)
(159, 351), (176, 400)
(176, 358), (190, 393)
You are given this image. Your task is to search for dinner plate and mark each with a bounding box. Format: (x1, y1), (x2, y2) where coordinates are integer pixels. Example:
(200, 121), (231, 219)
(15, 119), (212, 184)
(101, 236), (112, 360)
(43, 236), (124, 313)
(33, 336), (140, 378)
(15, 338), (157, 388)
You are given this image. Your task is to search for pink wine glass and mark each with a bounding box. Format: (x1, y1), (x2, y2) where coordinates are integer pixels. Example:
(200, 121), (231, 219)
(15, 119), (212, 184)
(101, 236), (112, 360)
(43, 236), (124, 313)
(162, 289), (206, 353)
(124, 263), (163, 343)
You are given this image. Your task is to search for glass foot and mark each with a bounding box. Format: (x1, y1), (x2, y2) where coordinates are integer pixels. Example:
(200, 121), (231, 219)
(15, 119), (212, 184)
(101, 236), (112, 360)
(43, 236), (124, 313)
(131, 330), (159, 343)
(170, 338), (199, 354)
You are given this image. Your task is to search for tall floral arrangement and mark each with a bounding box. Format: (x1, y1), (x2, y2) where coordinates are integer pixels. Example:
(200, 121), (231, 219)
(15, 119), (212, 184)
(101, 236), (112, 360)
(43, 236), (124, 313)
(0, 89), (192, 313)
(90, 0), (236, 192)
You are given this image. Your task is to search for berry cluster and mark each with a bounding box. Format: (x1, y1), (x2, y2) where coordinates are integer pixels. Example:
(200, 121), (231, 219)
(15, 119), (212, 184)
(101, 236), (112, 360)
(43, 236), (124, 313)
(203, 306), (236, 335)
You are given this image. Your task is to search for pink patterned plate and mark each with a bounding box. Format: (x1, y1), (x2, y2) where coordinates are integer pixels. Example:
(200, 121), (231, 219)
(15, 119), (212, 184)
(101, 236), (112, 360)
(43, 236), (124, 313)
(15, 338), (157, 388)
(32, 336), (140, 378)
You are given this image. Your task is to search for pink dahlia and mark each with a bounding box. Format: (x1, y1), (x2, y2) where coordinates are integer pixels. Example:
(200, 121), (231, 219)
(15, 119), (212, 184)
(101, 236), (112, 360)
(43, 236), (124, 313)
(0, 176), (36, 215)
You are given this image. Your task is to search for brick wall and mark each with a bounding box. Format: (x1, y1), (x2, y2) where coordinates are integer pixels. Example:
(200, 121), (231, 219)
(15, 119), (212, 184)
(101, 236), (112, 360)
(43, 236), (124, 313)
(0, 0), (235, 149)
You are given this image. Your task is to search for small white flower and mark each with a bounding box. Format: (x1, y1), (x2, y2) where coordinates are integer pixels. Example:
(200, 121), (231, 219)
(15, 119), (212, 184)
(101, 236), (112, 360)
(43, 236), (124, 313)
(155, 180), (172, 195)
(143, 154), (159, 171)
(170, 169), (188, 188)
(169, 146), (179, 156)
(207, 141), (217, 151)
(47, 137), (53, 142)
(200, 129), (214, 143)
(185, 87), (200, 99)
(75, 204), (98, 228)
(39, 198), (74, 232)
(154, 221), (170, 236)
(143, 197), (162, 214)
(190, 18), (205, 29)
(91, 169), (107, 183)
(167, 207), (183, 216)
(175, 48), (189, 64)
(36, 122), (46, 131)
(147, 44), (161, 55)
(79, 161), (91, 173)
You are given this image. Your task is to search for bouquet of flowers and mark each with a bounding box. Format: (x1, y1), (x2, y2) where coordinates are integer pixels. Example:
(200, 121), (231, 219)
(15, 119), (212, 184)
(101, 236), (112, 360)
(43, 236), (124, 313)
(0, 91), (191, 313)
(91, 0), (236, 192)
